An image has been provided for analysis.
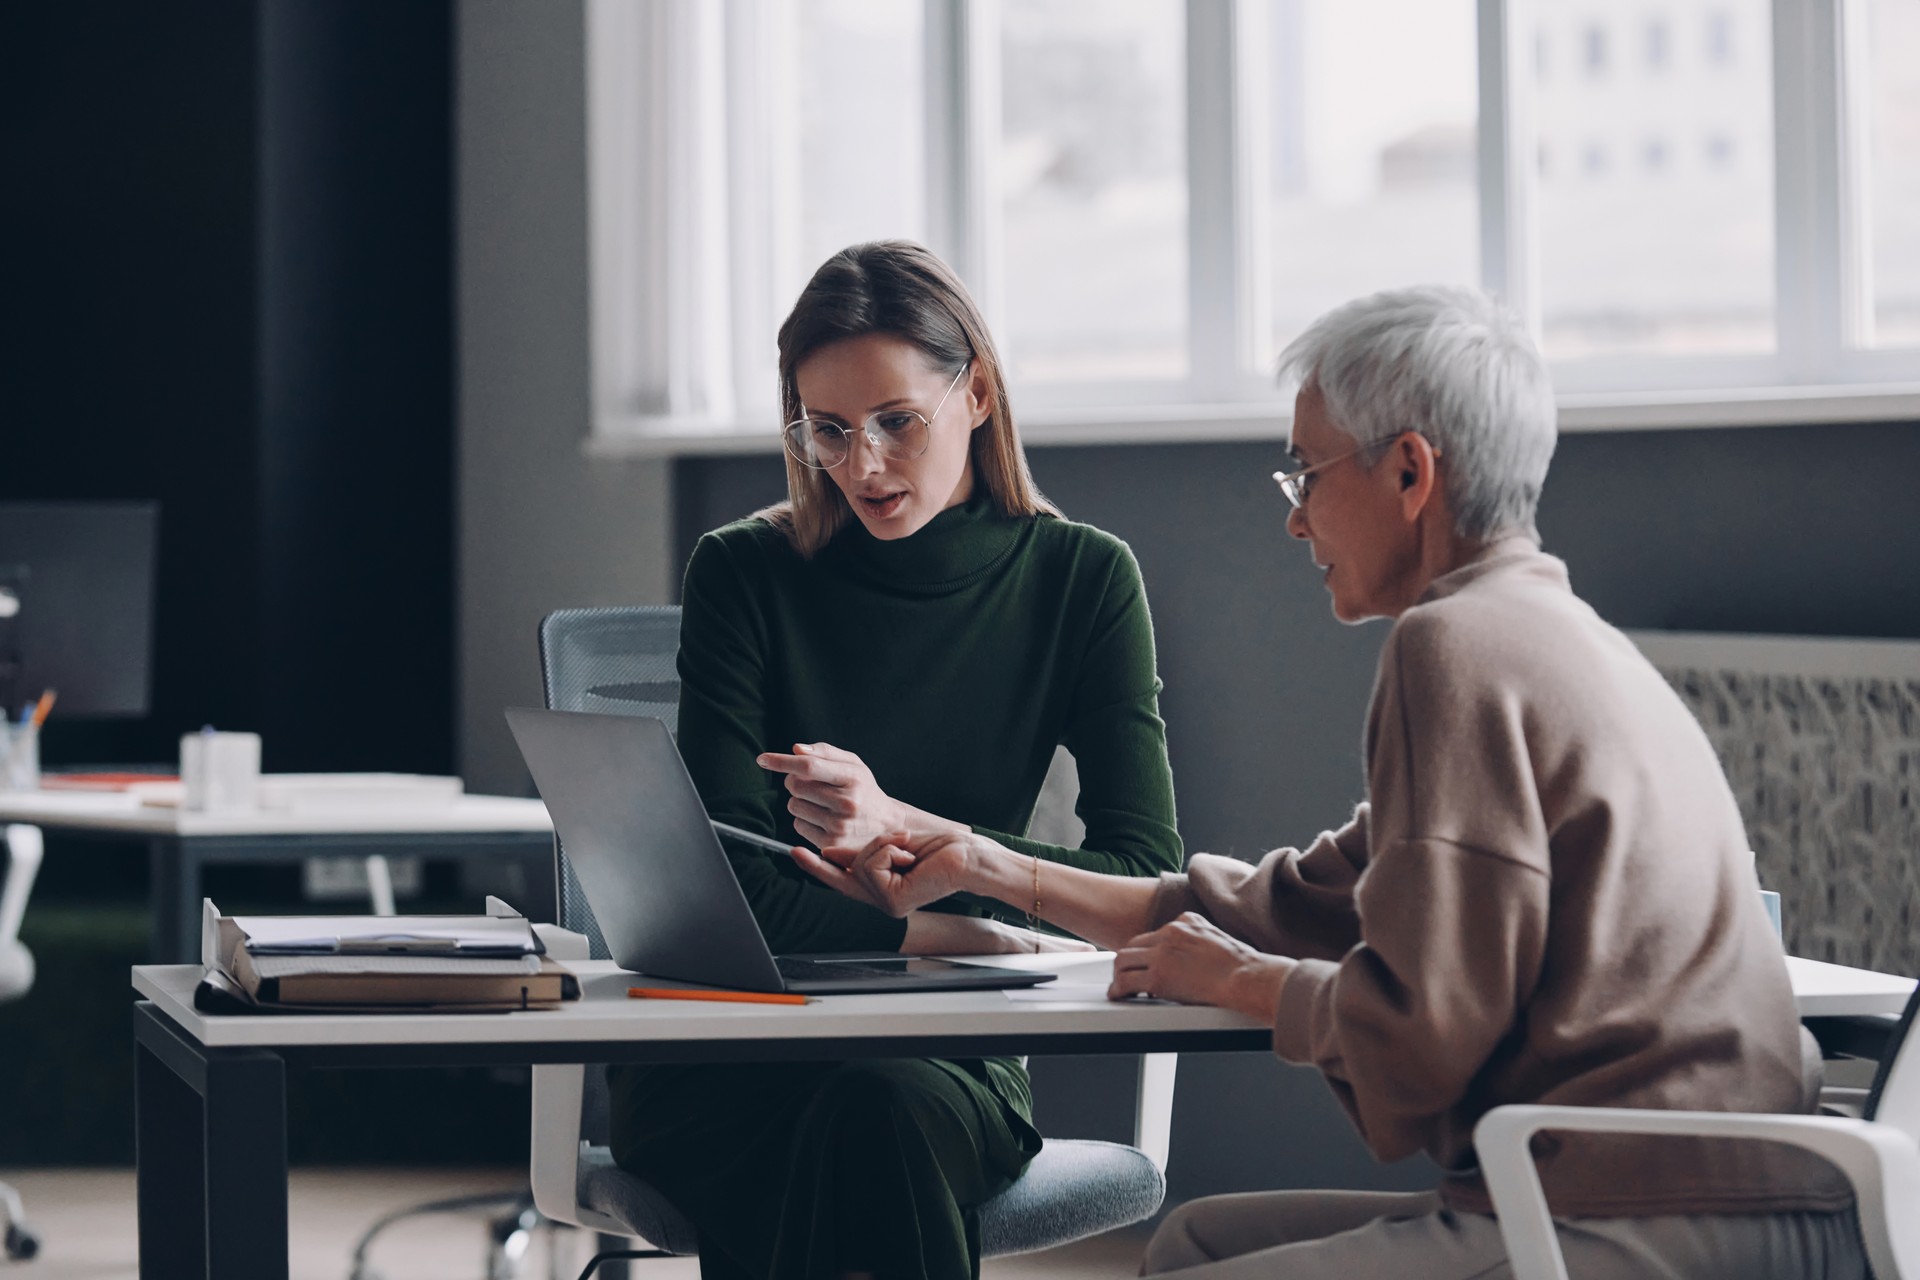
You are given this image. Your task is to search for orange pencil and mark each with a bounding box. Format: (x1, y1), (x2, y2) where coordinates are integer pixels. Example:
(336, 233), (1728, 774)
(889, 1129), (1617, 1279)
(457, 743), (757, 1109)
(628, 986), (809, 1006)
(29, 690), (55, 729)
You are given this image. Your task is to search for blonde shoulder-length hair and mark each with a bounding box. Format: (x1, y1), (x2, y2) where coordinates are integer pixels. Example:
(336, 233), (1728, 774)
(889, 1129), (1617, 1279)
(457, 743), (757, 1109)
(756, 240), (1060, 557)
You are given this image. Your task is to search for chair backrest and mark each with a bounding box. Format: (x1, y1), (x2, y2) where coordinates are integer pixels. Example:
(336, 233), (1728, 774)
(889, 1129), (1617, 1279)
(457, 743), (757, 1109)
(1864, 980), (1920, 1135)
(538, 605), (683, 961)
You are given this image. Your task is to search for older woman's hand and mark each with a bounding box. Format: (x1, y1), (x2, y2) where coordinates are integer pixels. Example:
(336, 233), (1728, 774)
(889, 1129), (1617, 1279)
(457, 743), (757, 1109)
(1109, 912), (1295, 1018)
(757, 742), (964, 849)
(789, 829), (986, 917)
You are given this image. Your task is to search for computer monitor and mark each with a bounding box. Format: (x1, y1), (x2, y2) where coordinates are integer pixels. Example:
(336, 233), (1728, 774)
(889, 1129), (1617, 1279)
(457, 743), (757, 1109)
(0, 502), (159, 719)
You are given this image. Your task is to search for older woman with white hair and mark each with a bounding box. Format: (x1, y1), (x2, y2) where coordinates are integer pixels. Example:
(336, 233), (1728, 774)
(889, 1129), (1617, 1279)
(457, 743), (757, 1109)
(794, 285), (1865, 1278)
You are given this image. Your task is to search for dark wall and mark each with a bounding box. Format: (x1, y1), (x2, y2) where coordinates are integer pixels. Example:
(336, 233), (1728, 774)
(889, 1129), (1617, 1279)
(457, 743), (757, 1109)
(0, 0), (453, 773)
(1543, 421), (1920, 638)
(2, 2), (264, 765)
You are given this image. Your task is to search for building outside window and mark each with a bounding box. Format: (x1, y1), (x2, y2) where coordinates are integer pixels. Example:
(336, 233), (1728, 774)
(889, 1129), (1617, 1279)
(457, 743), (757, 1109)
(585, 0), (1920, 450)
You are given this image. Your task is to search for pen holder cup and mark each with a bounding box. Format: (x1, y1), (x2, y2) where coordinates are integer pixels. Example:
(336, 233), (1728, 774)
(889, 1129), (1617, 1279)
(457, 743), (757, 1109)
(1, 722), (38, 792)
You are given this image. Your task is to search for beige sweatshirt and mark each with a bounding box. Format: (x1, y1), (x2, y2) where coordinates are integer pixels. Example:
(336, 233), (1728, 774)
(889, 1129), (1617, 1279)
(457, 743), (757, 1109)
(1151, 539), (1852, 1217)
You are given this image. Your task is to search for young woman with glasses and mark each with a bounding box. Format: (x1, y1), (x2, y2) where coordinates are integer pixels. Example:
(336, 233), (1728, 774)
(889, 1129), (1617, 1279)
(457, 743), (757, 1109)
(606, 240), (1182, 1280)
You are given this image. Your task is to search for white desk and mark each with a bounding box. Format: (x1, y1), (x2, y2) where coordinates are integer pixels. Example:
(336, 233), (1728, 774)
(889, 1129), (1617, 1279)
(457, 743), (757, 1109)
(128, 952), (1914, 1280)
(1786, 955), (1917, 1017)
(130, 954), (1270, 1280)
(0, 788), (552, 837)
(0, 790), (553, 961)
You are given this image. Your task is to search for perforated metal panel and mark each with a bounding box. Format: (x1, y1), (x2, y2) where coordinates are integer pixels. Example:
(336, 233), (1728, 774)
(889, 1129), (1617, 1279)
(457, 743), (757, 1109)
(538, 605), (683, 962)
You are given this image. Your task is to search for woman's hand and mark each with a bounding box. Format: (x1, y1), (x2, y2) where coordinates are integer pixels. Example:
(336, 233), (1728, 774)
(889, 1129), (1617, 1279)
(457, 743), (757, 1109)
(757, 742), (963, 849)
(789, 829), (992, 917)
(900, 911), (1097, 956)
(1108, 912), (1294, 1017)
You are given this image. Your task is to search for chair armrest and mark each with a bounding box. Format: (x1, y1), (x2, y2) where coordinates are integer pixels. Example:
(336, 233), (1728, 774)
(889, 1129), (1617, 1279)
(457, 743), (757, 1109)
(533, 923), (591, 961)
(529, 1064), (588, 1227)
(529, 925), (630, 1230)
(531, 1062), (637, 1235)
(1475, 1104), (1920, 1280)
(1, 825), (44, 950)
(1134, 1053), (1177, 1172)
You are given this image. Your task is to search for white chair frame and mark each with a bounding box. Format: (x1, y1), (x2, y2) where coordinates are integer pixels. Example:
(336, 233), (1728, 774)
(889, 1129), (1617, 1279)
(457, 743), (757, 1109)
(1477, 996), (1920, 1280)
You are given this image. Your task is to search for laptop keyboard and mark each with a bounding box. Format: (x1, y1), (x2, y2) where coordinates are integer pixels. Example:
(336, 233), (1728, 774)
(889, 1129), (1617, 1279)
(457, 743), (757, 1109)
(774, 956), (910, 982)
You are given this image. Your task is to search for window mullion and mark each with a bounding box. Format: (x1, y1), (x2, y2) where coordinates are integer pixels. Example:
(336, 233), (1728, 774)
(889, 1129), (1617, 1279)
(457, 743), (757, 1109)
(1476, 0), (1539, 338)
(1774, 0), (1862, 382)
(724, 0), (797, 423)
(924, 0), (1004, 338)
(1836, 0), (1877, 353)
(587, 0), (735, 427)
(1186, 0), (1269, 399)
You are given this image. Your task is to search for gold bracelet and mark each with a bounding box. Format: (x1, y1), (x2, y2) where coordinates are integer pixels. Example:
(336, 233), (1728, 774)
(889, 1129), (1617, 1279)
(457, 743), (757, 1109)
(1029, 855), (1042, 952)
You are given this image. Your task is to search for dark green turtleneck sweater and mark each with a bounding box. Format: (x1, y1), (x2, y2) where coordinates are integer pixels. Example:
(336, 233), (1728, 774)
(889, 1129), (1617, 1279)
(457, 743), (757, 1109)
(676, 494), (1183, 952)
(611, 497), (1181, 1280)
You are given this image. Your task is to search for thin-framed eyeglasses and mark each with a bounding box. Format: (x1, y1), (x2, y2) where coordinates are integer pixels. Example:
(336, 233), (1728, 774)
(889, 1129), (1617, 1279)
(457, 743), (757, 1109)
(1271, 435), (1402, 509)
(783, 361), (972, 470)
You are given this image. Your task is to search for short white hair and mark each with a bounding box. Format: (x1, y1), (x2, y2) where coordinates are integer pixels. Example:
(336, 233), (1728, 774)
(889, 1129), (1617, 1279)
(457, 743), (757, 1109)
(1276, 285), (1557, 541)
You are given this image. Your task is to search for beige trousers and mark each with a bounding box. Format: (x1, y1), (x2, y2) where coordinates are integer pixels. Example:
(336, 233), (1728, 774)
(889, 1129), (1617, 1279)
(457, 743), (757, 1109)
(1139, 1189), (1868, 1280)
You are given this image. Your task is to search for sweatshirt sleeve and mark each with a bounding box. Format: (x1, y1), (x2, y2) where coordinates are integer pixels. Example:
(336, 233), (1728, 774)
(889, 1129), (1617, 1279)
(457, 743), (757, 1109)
(1267, 618), (1552, 1163)
(974, 538), (1183, 881)
(675, 530), (909, 955)
(1146, 808), (1370, 962)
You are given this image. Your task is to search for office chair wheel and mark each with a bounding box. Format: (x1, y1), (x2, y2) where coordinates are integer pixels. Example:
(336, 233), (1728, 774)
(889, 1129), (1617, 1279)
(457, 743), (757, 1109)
(346, 1190), (531, 1280)
(4, 1221), (40, 1261)
(486, 1199), (542, 1280)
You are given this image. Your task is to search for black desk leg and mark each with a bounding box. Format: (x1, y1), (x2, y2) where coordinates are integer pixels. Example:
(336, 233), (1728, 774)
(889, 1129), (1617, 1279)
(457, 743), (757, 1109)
(595, 1233), (634, 1280)
(137, 1034), (205, 1276)
(137, 1020), (289, 1279)
(203, 1051), (289, 1278)
(149, 836), (204, 964)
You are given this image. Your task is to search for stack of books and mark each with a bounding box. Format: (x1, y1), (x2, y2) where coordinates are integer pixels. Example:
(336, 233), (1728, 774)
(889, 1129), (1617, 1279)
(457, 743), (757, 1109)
(199, 900), (578, 1012)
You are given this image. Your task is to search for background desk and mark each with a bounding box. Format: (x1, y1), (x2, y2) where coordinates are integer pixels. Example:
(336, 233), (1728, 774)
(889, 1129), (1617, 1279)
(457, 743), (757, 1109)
(0, 791), (553, 962)
(129, 954), (1914, 1280)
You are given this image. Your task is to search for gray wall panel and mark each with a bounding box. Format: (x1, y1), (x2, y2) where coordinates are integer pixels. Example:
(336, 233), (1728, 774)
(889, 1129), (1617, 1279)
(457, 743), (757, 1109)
(456, 0), (673, 796)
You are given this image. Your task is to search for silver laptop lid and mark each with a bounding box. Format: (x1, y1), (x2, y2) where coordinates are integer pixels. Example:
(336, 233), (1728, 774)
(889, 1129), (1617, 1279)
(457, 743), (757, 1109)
(504, 707), (785, 992)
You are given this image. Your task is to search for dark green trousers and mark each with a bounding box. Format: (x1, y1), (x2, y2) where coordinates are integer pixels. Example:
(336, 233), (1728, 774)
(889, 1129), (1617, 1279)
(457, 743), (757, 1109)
(608, 1057), (1042, 1280)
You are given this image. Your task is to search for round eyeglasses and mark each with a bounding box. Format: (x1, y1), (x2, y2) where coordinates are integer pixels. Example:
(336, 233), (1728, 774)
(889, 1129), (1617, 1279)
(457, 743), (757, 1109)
(1271, 435), (1402, 509)
(783, 362), (971, 470)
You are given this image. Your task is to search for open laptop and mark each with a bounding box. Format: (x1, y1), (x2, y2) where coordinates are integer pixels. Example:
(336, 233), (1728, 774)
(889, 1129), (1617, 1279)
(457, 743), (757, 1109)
(504, 707), (1055, 994)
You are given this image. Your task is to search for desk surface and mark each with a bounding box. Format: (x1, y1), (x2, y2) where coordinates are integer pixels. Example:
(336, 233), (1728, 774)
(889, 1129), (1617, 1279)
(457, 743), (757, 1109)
(0, 789), (552, 836)
(132, 954), (1268, 1053)
(1785, 954), (1915, 1016)
(131, 953), (1913, 1054)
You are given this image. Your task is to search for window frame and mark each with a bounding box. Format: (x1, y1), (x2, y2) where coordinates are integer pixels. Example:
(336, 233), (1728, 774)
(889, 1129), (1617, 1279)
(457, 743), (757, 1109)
(585, 0), (1920, 458)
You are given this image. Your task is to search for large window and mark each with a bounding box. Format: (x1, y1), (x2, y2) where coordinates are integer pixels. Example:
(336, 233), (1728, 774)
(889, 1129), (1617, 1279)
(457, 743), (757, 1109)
(1269, 1), (1481, 355)
(794, 2), (931, 277)
(1865, 0), (1920, 347)
(587, 0), (1920, 449)
(1534, 0), (1776, 361)
(1001, 0), (1189, 383)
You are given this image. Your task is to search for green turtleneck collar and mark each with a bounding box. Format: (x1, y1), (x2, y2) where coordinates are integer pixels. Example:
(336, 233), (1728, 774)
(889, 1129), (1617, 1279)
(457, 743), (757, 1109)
(823, 492), (1030, 594)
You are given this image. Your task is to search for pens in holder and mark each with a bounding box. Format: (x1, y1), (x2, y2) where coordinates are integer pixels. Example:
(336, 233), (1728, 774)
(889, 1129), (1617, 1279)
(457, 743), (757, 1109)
(628, 987), (809, 1006)
(29, 690), (55, 729)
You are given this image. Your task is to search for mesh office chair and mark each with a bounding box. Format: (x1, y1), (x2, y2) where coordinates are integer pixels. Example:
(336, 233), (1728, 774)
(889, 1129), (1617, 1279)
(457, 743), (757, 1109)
(530, 605), (1176, 1277)
(1, 825), (45, 1261)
